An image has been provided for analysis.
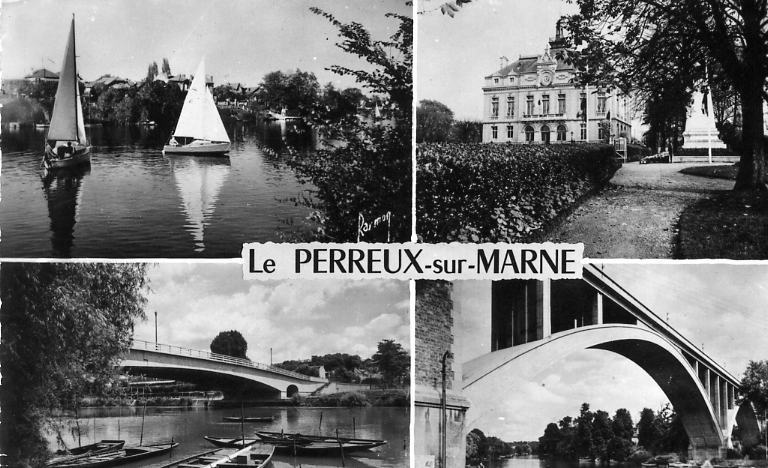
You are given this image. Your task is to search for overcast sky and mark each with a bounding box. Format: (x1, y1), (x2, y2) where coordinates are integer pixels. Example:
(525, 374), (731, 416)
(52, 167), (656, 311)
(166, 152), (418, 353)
(417, 0), (577, 119)
(458, 263), (768, 441)
(1, 0), (409, 89)
(132, 263), (410, 364)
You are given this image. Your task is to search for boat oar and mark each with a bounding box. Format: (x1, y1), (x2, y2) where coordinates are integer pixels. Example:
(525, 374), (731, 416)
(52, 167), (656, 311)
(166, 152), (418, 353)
(139, 399), (147, 446)
(336, 428), (345, 467)
(240, 402), (245, 448)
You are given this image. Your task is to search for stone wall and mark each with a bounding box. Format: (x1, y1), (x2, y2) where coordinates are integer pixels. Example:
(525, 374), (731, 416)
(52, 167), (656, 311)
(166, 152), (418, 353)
(415, 280), (470, 468)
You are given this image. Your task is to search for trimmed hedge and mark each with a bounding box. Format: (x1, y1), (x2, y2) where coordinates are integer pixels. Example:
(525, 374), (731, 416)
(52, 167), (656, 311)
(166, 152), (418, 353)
(417, 142), (619, 242)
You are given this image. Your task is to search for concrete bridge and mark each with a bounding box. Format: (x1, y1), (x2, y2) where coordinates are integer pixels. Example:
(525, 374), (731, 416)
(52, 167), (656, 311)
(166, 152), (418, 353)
(121, 340), (328, 399)
(464, 265), (760, 459)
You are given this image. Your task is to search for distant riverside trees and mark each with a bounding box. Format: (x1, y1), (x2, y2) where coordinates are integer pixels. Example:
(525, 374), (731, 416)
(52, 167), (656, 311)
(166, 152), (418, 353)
(538, 403), (689, 461)
(209, 330), (249, 360)
(0, 263), (148, 466)
(274, 339), (409, 386)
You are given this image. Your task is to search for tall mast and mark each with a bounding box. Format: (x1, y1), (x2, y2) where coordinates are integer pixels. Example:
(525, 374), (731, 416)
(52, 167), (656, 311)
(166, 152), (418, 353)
(71, 14), (80, 143)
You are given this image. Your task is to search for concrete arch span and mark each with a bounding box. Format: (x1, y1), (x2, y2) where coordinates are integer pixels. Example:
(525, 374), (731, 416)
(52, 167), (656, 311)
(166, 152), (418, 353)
(463, 324), (755, 456)
(122, 348), (326, 399)
(120, 363), (284, 399)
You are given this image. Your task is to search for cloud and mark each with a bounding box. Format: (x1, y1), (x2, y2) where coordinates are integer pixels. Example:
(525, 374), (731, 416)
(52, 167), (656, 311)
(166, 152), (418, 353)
(134, 265), (409, 363)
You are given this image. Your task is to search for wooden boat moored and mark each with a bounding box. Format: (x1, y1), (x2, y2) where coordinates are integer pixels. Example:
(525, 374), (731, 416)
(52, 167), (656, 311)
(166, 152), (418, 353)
(52, 442), (179, 467)
(222, 416), (274, 423)
(254, 431), (386, 456)
(204, 436), (260, 449)
(47, 440), (125, 466)
(204, 445), (274, 467)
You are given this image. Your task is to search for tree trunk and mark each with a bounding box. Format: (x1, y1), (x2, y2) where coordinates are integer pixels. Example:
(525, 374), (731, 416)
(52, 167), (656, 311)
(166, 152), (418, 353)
(733, 75), (767, 191)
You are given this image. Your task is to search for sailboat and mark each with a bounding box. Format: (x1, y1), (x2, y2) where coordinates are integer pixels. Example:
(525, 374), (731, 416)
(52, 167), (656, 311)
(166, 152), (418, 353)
(163, 59), (230, 155)
(44, 15), (91, 169)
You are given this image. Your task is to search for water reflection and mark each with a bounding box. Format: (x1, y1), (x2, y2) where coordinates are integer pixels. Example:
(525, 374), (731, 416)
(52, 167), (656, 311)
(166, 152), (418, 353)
(1, 122), (318, 257)
(41, 165), (90, 257)
(167, 155), (231, 252)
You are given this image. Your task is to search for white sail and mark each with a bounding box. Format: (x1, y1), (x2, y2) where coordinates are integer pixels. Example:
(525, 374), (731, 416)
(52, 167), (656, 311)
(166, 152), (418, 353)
(173, 59), (230, 143)
(48, 17), (87, 144)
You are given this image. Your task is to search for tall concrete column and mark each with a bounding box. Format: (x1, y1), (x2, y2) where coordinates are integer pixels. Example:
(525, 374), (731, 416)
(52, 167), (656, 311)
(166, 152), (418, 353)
(711, 372), (720, 427)
(591, 292), (603, 325)
(540, 279), (551, 338)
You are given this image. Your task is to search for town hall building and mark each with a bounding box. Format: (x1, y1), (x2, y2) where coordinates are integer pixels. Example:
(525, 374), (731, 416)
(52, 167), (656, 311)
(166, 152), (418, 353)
(482, 25), (632, 144)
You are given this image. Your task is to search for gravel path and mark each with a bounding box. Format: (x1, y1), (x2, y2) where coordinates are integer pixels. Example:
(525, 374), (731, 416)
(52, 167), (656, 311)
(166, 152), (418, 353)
(547, 162), (734, 258)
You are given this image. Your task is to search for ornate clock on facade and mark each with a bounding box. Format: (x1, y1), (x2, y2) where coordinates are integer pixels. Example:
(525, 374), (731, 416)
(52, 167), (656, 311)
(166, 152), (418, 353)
(540, 72), (553, 86)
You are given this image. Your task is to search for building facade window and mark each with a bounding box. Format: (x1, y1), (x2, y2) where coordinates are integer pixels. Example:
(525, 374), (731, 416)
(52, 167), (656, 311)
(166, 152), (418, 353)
(525, 125), (534, 142)
(542, 94), (550, 115)
(507, 125), (513, 139)
(598, 124), (607, 141)
(557, 124), (567, 141)
(526, 95), (534, 115)
(597, 92), (607, 114)
(491, 96), (499, 118)
(507, 96), (515, 117)
(494, 78), (499, 84)
(580, 122), (587, 140)
(541, 125), (551, 143)
(580, 92), (586, 119)
(558, 94), (566, 114)
(492, 125), (498, 139)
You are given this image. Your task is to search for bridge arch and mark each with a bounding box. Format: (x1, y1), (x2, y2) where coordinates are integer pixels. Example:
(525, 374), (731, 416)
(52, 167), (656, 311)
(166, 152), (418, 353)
(463, 324), (757, 456)
(286, 385), (299, 398)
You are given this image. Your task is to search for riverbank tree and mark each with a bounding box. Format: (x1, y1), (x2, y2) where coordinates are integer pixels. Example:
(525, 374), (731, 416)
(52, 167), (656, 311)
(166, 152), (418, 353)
(280, 6), (411, 242)
(210, 330), (249, 359)
(0, 263), (148, 466)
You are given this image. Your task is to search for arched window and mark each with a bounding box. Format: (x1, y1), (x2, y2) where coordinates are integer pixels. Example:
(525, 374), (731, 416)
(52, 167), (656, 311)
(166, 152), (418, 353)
(287, 385), (299, 397)
(541, 125), (551, 143)
(525, 125), (534, 142)
(557, 124), (567, 141)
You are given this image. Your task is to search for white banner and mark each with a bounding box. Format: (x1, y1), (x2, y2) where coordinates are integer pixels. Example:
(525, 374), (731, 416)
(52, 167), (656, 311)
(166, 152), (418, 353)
(242, 242), (583, 280)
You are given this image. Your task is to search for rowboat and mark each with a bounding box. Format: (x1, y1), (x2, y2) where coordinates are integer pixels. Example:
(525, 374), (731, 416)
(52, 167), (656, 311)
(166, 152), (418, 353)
(159, 445), (272, 468)
(222, 416), (274, 423)
(53, 442), (179, 467)
(268, 440), (386, 456)
(254, 431), (386, 456)
(204, 436), (261, 449)
(163, 59), (230, 155)
(43, 15), (91, 169)
(256, 430), (386, 446)
(204, 445), (274, 467)
(47, 440), (125, 466)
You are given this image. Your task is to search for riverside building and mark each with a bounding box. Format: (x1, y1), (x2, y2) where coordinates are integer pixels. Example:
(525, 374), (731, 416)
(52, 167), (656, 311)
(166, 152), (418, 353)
(481, 24), (632, 144)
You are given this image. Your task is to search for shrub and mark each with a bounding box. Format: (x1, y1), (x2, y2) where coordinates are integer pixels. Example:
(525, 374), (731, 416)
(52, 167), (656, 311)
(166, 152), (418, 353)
(417, 142), (619, 242)
(339, 392), (369, 407)
(626, 143), (652, 162)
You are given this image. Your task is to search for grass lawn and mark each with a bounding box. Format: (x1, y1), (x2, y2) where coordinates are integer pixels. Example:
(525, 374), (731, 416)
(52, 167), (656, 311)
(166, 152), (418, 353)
(678, 190), (768, 258)
(679, 164), (738, 180)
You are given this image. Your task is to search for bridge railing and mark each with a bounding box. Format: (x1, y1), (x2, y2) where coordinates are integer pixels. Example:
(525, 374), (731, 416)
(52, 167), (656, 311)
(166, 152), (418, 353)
(131, 339), (325, 382)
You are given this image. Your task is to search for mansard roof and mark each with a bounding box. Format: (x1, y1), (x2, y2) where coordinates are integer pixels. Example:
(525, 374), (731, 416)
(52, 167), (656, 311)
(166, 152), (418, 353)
(486, 48), (575, 78)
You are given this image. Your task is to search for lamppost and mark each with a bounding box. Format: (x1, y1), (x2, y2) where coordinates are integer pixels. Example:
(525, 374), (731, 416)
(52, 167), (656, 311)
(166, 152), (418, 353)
(440, 350), (453, 468)
(154, 311), (158, 350)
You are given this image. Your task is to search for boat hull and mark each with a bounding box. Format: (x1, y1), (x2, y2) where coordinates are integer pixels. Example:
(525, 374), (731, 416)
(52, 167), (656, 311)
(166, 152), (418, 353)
(44, 146), (91, 169)
(204, 436), (260, 448)
(53, 443), (179, 468)
(223, 416), (274, 423)
(163, 142), (230, 155)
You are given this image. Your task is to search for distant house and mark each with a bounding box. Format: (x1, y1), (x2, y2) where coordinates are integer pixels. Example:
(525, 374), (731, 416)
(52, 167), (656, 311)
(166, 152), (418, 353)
(24, 68), (59, 82)
(85, 74), (133, 98)
(168, 73), (214, 92)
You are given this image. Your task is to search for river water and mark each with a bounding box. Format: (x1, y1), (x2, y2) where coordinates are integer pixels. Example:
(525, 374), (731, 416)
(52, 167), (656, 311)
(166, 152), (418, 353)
(0, 122), (318, 258)
(46, 406), (409, 467)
